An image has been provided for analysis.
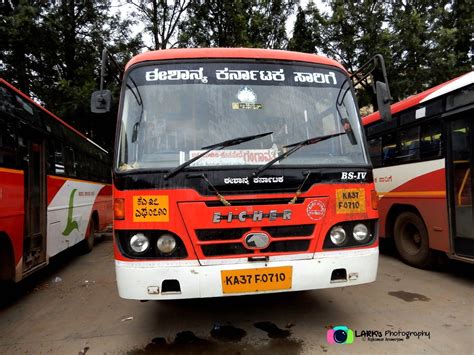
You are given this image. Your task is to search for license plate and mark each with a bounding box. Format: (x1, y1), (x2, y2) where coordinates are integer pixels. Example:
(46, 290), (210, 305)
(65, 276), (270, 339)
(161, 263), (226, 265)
(221, 266), (292, 294)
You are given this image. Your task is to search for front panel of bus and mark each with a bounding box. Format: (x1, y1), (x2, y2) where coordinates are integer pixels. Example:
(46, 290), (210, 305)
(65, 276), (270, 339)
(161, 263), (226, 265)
(113, 60), (379, 299)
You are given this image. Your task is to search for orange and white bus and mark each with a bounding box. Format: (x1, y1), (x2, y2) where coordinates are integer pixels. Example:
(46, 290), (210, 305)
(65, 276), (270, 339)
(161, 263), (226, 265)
(363, 72), (473, 268)
(0, 78), (112, 283)
(93, 48), (392, 300)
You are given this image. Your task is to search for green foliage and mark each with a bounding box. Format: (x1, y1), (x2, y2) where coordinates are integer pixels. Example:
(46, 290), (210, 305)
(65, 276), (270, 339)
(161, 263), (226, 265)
(178, 0), (296, 48)
(1, 0), (471, 148)
(289, 0), (472, 108)
(288, 5), (323, 53)
(0, 0), (142, 150)
(127, 0), (191, 49)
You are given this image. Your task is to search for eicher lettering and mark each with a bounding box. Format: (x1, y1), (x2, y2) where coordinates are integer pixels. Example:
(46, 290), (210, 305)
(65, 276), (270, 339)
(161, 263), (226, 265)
(213, 210), (292, 223)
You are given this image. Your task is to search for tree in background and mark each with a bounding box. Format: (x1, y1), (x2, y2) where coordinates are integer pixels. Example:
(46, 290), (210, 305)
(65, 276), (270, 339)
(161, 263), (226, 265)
(178, 0), (250, 47)
(126, 0), (190, 49)
(0, 0), (46, 93)
(178, 0), (296, 48)
(289, 1), (391, 109)
(289, 0), (472, 107)
(1, 0), (471, 146)
(390, 0), (473, 100)
(288, 4), (324, 54)
(247, 0), (297, 49)
(0, 0), (141, 149)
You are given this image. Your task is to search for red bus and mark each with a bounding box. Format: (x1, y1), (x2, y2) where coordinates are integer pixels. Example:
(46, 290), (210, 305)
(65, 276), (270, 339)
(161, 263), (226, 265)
(0, 78), (112, 283)
(93, 48), (391, 300)
(363, 71), (473, 268)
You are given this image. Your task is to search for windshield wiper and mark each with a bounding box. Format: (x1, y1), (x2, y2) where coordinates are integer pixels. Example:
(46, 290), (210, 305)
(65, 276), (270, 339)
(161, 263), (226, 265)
(128, 77), (144, 143)
(163, 131), (273, 180)
(253, 131), (347, 176)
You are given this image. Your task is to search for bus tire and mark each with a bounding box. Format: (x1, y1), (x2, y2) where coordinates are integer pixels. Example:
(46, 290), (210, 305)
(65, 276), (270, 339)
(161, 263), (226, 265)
(82, 217), (97, 254)
(394, 211), (435, 269)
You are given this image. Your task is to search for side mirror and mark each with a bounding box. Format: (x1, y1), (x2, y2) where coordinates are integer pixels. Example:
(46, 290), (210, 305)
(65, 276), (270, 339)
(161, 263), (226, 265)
(376, 81), (392, 122)
(91, 90), (111, 113)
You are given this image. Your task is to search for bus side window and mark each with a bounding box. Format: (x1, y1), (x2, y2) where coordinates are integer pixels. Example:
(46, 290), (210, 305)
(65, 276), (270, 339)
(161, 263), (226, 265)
(76, 149), (87, 181)
(65, 146), (77, 177)
(0, 119), (17, 169)
(382, 133), (397, 166)
(48, 140), (65, 175)
(368, 137), (382, 168)
(420, 120), (442, 159)
(398, 126), (420, 162)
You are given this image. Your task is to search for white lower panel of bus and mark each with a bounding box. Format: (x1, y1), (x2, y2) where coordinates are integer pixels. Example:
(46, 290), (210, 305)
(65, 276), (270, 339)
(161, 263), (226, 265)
(115, 247), (378, 300)
(47, 179), (105, 258)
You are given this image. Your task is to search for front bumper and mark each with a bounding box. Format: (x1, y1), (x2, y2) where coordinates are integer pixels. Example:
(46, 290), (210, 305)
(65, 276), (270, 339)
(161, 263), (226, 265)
(115, 247), (378, 300)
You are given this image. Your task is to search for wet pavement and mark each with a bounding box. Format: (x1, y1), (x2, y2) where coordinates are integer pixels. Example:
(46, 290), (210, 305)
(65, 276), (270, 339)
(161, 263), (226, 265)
(0, 238), (472, 354)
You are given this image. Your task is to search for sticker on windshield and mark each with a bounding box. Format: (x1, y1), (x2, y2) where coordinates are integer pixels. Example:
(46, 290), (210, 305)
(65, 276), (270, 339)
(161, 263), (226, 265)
(232, 86), (263, 110)
(189, 149), (277, 166)
(336, 189), (366, 214)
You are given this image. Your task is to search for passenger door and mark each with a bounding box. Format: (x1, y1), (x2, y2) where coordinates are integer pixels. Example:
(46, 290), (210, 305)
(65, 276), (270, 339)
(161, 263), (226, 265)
(448, 108), (473, 258)
(22, 135), (47, 272)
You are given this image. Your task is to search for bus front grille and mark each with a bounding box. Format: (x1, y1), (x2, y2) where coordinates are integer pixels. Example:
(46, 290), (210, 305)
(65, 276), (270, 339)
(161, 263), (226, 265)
(196, 225), (314, 257)
(201, 240), (310, 257)
(195, 228), (251, 241)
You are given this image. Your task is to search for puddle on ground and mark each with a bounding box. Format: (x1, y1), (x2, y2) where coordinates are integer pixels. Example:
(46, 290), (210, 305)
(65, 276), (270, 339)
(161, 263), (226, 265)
(210, 323), (247, 342)
(128, 332), (303, 354)
(254, 321), (291, 339)
(129, 331), (215, 354)
(388, 291), (430, 302)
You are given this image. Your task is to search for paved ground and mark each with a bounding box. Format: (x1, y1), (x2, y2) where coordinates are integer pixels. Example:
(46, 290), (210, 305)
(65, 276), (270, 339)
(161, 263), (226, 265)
(0, 238), (472, 354)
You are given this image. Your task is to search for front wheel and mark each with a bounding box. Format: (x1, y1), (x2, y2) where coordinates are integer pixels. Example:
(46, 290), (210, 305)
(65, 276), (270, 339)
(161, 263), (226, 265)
(393, 211), (435, 269)
(82, 217), (97, 254)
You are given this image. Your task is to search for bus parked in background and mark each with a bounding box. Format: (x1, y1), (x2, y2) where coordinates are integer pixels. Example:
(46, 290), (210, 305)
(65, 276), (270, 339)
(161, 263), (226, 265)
(92, 48), (392, 300)
(0, 78), (112, 283)
(363, 72), (473, 268)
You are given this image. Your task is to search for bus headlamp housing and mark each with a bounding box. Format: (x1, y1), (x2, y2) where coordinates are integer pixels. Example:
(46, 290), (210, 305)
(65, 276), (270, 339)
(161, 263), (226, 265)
(324, 220), (377, 249)
(117, 230), (188, 259)
(129, 233), (150, 254)
(157, 234), (177, 254)
(330, 226), (347, 246)
(353, 223), (369, 242)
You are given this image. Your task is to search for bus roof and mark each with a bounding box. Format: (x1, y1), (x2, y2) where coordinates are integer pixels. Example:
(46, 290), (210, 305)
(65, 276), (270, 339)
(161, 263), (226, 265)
(125, 48), (346, 72)
(362, 71), (474, 126)
(0, 78), (108, 153)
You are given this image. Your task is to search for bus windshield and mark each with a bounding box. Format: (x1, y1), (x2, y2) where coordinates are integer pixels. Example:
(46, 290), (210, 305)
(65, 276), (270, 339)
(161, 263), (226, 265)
(117, 61), (367, 171)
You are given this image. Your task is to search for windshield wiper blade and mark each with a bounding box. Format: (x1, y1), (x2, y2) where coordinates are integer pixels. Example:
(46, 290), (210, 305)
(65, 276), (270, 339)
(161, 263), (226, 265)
(129, 77), (144, 143)
(164, 131), (273, 180)
(253, 131), (346, 176)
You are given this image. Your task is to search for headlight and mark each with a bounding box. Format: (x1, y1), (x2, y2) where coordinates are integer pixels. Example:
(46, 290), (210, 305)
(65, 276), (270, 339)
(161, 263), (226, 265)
(130, 233), (150, 253)
(353, 223), (369, 242)
(157, 234), (177, 254)
(330, 226), (347, 246)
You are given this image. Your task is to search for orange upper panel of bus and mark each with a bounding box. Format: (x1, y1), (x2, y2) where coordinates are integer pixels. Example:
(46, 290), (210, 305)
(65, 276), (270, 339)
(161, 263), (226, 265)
(363, 71), (474, 126)
(125, 48), (347, 72)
